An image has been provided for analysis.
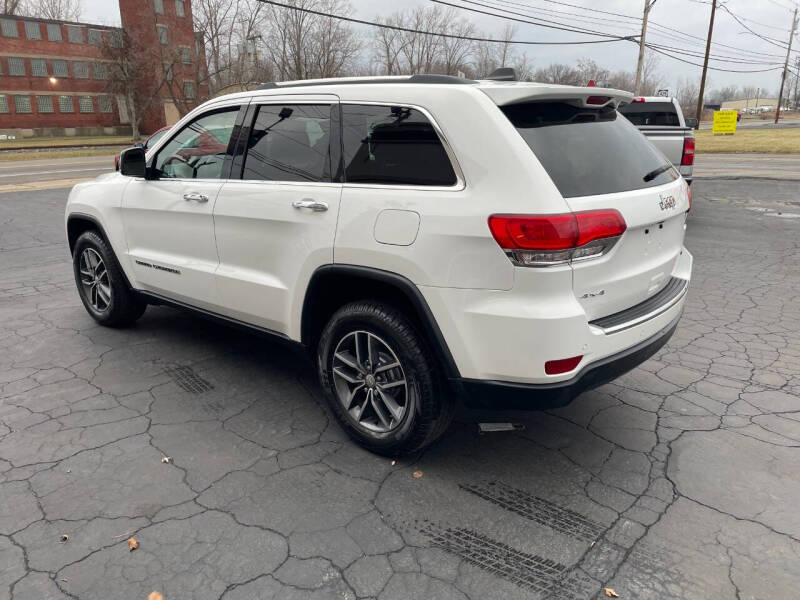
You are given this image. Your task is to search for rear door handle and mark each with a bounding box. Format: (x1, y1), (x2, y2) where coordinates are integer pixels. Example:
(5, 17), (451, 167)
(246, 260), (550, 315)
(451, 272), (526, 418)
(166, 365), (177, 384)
(183, 192), (209, 203)
(292, 199), (328, 212)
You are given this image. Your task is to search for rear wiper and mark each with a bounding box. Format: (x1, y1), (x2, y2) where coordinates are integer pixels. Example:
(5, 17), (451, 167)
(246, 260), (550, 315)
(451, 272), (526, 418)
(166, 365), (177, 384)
(643, 163), (673, 182)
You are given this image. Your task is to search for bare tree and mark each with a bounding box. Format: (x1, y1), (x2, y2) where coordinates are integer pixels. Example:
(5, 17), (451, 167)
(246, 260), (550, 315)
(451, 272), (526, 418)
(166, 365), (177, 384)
(471, 24), (532, 79)
(674, 76), (699, 117)
(576, 58), (610, 85)
(2, 0), (26, 14)
(25, 0), (82, 21)
(533, 63), (582, 86)
(639, 50), (664, 95)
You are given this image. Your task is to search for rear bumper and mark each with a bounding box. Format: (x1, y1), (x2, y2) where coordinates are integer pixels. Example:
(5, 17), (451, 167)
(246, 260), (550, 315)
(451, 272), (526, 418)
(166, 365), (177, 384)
(451, 314), (679, 410)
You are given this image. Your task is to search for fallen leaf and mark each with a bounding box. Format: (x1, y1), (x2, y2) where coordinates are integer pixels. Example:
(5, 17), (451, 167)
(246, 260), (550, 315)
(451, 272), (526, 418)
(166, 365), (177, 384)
(148, 593), (163, 600)
(391, 460), (396, 466)
(127, 537), (139, 551)
(605, 588), (619, 598)
(412, 471), (423, 479)
(59, 534), (69, 543)
(590, 541), (596, 548)
(161, 456), (172, 464)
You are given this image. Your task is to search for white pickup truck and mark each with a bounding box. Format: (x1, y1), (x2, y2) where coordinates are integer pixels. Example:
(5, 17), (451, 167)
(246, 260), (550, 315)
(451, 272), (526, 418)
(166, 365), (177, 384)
(619, 97), (696, 184)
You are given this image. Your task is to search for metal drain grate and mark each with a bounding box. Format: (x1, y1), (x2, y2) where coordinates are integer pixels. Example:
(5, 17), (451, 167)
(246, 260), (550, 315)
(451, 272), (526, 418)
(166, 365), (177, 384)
(166, 365), (214, 394)
(460, 482), (604, 542)
(422, 522), (567, 593)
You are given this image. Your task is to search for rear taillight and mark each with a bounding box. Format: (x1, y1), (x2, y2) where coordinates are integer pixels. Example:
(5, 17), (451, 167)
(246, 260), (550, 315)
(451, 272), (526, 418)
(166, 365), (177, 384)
(686, 183), (692, 213)
(586, 96), (611, 105)
(681, 138), (695, 166)
(488, 210), (626, 267)
(632, 97), (645, 102)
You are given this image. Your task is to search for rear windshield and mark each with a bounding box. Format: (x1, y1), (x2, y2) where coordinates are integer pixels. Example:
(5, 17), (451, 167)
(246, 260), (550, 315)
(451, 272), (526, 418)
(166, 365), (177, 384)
(501, 101), (678, 198)
(619, 101), (680, 126)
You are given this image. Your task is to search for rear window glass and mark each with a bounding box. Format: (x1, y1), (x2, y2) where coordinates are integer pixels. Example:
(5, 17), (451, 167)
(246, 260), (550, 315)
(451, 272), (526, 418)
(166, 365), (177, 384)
(501, 101), (678, 198)
(619, 101), (680, 126)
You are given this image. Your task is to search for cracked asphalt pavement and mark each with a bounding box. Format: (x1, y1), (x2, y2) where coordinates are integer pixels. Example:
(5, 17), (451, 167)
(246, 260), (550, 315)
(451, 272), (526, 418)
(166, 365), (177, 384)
(1, 178), (799, 599)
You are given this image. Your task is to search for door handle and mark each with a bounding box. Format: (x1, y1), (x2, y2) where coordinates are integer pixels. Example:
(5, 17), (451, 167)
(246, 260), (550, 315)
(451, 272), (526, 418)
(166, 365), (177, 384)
(183, 192), (209, 203)
(292, 199), (328, 212)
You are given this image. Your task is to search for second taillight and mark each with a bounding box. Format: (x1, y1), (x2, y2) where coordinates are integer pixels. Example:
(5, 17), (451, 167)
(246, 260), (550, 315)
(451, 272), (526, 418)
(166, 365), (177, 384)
(488, 210), (626, 267)
(681, 138), (695, 166)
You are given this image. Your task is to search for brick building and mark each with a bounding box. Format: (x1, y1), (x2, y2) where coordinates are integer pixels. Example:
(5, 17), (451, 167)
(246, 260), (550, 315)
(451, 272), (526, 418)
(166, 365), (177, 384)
(0, 0), (208, 138)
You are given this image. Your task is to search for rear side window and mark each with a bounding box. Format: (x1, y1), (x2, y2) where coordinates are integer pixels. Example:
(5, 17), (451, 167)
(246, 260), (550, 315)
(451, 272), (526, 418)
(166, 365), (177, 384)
(502, 101), (677, 198)
(341, 104), (457, 186)
(619, 101), (680, 126)
(243, 104), (331, 182)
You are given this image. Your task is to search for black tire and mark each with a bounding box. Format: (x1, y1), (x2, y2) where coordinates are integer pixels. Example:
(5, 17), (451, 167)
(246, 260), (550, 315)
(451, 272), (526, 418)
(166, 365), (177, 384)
(72, 230), (147, 327)
(317, 301), (454, 456)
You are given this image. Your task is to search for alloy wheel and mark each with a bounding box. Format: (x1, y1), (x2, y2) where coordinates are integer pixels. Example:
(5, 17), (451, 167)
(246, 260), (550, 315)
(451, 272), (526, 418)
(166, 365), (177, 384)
(78, 248), (111, 312)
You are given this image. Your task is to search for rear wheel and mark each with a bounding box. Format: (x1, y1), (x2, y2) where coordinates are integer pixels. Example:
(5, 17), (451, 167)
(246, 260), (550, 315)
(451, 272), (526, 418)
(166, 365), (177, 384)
(317, 301), (453, 456)
(72, 230), (146, 327)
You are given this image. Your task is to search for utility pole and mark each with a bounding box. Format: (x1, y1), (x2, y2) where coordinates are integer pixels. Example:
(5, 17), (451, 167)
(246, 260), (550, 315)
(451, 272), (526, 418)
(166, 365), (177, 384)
(694, 0), (717, 129)
(775, 8), (798, 123)
(794, 56), (800, 109)
(634, 0), (657, 95)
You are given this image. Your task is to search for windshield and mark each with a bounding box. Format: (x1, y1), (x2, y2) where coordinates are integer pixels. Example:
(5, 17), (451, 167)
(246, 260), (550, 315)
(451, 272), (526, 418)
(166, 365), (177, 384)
(501, 101), (677, 198)
(619, 101), (681, 126)
(145, 129), (168, 149)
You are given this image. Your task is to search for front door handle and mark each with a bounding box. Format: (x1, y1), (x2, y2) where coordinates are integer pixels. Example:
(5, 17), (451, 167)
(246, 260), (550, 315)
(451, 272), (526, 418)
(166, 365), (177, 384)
(183, 192), (209, 203)
(292, 199), (328, 212)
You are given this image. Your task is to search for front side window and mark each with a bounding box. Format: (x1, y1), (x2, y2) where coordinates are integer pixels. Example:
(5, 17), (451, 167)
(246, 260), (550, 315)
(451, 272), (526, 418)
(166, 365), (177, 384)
(154, 108), (239, 180)
(66, 25), (83, 44)
(53, 59), (68, 78)
(14, 95), (32, 113)
(8, 57), (25, 76)
(46, 23), (62, 41)
(243, 104), (331, 183)
(24, 21), (41, 40)
(341, 104), (457, 186)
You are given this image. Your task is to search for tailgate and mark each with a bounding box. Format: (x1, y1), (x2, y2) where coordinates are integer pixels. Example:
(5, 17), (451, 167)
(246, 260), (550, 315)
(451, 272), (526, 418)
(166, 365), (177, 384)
(637, 127), (692, 167)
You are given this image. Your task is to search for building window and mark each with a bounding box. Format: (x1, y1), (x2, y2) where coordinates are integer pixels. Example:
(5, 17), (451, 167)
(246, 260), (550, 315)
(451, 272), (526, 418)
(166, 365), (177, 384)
(58, 96), (74, 113)
(0, 96), (8, 113)
(31, 58), (48, 77)
(53, 59), (68, 78)
(110, 30), (123, 47)
(94, 62), (108, 79)
(14, 95), (32, 114)
(175, 0), (185, 17)
(78, 96), (94, 113)
(154, 0), (164, 14)
(157, 25), (167, 45)
(184, 81), (196, 99)
(88, 29), (102, 45)
(163, 62), (173, 82)
(73, 61), (89, 78)
(8, 57), (25, 76)
(66, 24), (83, 44)
(37, 96), (54, 113)
(24, 21), (41, 40)
(180, 47), (191, 64)
(1, 19), (18, 38)
(99, 95), (113, 113)
(46, 23), (62, 41)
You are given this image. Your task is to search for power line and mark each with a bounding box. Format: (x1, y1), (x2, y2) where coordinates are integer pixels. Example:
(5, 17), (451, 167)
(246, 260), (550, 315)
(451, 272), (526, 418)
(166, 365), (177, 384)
(720, 3), (800, 54)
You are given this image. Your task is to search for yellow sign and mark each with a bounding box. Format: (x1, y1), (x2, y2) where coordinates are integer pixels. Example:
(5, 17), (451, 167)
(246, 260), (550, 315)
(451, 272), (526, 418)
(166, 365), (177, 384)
(712, 110), (738, 135)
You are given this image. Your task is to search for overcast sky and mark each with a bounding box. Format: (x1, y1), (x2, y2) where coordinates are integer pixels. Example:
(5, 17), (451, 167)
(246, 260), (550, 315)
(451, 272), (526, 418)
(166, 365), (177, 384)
(82, 0), (799, 94)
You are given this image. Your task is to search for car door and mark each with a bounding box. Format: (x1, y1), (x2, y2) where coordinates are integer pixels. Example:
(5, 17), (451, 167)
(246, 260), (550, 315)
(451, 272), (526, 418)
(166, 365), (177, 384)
(121, 103), (245, 310)
(212, 95), (342, 336)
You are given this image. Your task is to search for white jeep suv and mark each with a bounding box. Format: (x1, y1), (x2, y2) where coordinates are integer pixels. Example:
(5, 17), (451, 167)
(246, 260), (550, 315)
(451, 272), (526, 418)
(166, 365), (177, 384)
(66, 74), (692, 455)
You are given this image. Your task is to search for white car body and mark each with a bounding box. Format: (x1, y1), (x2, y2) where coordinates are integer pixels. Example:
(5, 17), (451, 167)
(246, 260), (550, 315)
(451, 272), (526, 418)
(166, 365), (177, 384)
(66, 74), (692, 438)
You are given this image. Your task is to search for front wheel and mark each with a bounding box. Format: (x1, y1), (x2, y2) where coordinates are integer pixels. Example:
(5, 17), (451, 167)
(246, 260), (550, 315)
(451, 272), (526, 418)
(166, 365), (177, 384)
(317, 301), (453, 456)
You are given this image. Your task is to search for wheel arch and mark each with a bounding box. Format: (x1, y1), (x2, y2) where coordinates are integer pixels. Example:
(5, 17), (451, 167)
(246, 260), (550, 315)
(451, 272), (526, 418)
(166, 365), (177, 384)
(67, 213), (135, 290)
(301, 265), (460, 379)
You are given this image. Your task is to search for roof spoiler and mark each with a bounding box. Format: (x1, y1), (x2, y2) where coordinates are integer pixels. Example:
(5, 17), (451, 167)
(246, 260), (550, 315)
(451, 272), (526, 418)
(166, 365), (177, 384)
(481, 86), (633, 109)
(485, 67), (517, 82)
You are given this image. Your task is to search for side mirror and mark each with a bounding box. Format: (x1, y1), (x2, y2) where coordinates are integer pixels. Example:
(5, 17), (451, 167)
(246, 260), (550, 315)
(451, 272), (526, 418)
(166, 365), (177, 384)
(119, 147), (147, 178)
(685, 118), (698, 129)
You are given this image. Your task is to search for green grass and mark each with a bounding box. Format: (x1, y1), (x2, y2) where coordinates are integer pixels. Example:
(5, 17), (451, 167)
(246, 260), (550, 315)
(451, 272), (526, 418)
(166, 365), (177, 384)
(0, 136), (134, 150)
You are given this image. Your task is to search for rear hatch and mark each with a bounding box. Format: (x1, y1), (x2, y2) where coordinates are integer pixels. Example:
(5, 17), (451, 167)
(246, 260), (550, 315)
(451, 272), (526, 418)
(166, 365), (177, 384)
(487, 87), (689, 321)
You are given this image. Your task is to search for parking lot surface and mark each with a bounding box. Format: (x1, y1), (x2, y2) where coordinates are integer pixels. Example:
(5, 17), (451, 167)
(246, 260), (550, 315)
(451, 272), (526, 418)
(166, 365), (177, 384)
(1, 178), (799, 600)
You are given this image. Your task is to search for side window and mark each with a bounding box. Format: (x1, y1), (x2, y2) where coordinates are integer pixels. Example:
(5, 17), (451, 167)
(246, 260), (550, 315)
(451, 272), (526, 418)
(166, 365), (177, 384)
(154, 108), (239, 180)
(341, 104), (457, 186)
(242, 104), (331, 182)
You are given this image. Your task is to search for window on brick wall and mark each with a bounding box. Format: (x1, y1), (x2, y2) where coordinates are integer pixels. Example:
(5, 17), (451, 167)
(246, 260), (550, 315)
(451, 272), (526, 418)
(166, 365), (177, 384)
(154, 0), (164, 14)
(175, 0), (186, 16)
(88, 29), (102, 45)
(8, 57), (25, 76)
(24, 21), (41, 40)
(37, 96), (54, 113)
(31, 58), (48, 77)
(0, 96), (8, 113)
(79, 96), (94, 113)
(110, 30), (123, 47)
(58, 96), (74, 113)
(66, 24), (83, 43)
(180, 47), (191, 64)
(99, 95), (113, 113)
(157, 25), (168, 45)
(163, 62), (174, 81)
(14, 95), (32, 114)
(47, 23), (62, 41)
(94, 62), (107, 79)
(53, 59), (68, 78)
(0, 60), (3, 75)
(1, 19), (18, 38)
(184, 81), (196, 99)
(73, 61), (89, 78)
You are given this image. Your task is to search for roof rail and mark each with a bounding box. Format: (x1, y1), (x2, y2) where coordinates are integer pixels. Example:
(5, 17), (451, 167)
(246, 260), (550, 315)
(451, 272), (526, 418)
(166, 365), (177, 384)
(257, 74), (476, 91)
(485, 68), (517, 82)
